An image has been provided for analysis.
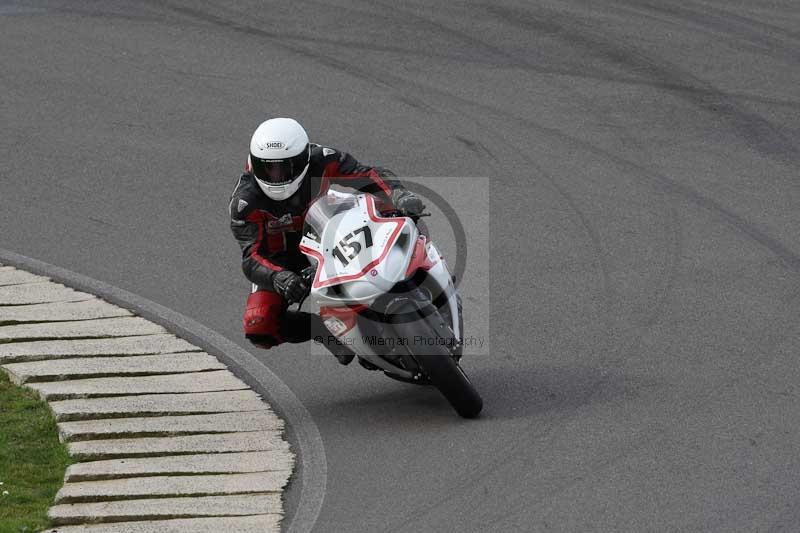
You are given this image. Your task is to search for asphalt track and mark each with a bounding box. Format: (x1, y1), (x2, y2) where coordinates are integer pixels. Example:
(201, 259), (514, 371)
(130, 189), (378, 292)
(2, 1), (800, 531)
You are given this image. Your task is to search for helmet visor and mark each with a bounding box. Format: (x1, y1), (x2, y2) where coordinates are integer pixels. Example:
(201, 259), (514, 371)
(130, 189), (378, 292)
(251, 145), (310, 184)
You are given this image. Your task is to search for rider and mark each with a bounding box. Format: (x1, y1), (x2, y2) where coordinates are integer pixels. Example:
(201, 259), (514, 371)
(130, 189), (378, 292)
(229, 118), (425, 365)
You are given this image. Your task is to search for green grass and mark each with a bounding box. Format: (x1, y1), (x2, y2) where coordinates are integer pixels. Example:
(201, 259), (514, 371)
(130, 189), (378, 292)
(0, 371), (71, 533)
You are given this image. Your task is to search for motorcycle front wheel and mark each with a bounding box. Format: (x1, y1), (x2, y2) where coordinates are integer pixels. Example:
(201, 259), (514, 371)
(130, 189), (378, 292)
(391, 301), (483, 418)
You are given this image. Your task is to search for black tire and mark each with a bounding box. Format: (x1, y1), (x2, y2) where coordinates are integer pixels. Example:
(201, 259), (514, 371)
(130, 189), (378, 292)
(391, 301), (482, 418)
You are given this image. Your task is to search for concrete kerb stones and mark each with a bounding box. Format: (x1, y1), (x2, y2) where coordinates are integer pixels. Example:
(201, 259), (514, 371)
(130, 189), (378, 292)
(0, 265), (294, 531)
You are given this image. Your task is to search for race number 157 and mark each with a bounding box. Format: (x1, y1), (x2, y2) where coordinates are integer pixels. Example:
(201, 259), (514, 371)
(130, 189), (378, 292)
(332, 226), (372, 266)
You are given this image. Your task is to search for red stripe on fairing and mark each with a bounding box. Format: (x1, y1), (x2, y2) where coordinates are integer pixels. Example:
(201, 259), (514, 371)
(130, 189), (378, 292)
(404, 235), (438, 278)
(298, 245), (325, 286)
(299, 195), (405, 289)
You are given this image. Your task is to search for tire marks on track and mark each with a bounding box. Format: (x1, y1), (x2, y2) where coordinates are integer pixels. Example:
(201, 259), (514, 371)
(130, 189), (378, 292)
(484, 3), (799, 163)
(160, 0), (800, 276)
(48, 2), (796, 530)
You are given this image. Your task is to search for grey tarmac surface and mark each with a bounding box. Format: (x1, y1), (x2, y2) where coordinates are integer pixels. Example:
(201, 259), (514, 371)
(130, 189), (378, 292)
(2, 1), (799, 531)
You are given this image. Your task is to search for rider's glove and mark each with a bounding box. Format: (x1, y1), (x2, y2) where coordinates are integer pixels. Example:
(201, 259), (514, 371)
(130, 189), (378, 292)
(393, 190), (425, 216)
(299, 265), (317, 286)
(272, 270), (309, 304)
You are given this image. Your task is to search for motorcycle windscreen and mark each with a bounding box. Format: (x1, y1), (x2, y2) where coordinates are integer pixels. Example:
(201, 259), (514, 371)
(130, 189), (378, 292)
(303, 191), (359, 242)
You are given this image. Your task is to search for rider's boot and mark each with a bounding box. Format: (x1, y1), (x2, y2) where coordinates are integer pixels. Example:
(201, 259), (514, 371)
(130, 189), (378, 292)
(325, 337), (356, 366)
(281, 311), (355, 365)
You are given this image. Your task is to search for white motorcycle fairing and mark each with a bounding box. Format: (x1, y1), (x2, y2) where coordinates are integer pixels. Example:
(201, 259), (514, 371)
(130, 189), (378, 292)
(300, 192), (416, 303)
(299, 191), (460, 379)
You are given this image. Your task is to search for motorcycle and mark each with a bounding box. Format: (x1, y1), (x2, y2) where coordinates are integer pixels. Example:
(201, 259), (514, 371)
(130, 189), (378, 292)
(298, 190), (483, 418)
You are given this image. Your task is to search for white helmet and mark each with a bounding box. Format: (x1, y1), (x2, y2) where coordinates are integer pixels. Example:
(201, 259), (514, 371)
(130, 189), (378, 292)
(249, 118), (310, 201)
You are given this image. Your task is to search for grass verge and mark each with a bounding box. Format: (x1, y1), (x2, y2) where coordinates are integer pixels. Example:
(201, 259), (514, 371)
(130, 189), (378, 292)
(0, 370), (70, 532)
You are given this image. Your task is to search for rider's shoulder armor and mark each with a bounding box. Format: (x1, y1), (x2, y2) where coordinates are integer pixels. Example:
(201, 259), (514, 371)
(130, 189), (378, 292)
(229, 173), (264, 222)
(307, 143), (344, 175)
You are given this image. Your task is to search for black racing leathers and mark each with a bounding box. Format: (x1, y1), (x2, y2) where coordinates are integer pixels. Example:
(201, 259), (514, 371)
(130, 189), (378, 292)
(229, 144), (407, 291)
